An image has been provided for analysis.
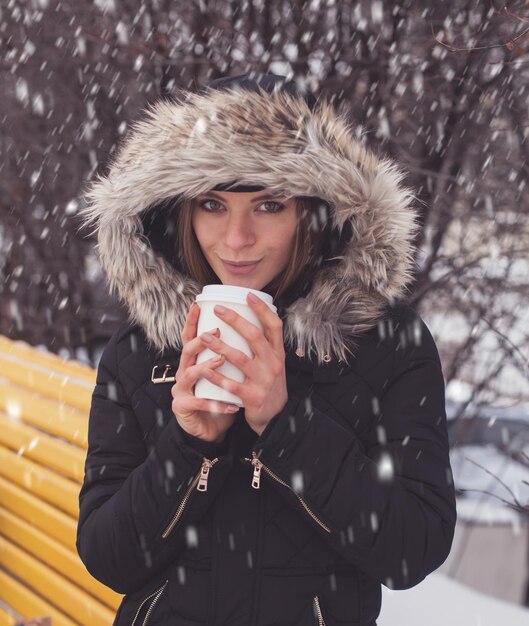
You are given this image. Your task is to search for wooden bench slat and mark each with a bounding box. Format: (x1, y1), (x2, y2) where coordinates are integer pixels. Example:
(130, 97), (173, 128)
(0, 507), (121, 611)
(0, 336), (120, 623)
(0, 355), (93, 414)
(0, 414), (85, 483)
(0, 538), (115, 625)
(0, 383), (88, 449)
(0, 335), (95, 384)
(0, 447), (79, 518)
(0, 477), (76, 551)
(0, 570), (81, 626)
(0, 337), (96, 384)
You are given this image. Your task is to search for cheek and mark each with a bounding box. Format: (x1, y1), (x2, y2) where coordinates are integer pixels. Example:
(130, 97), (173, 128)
(269, 222), (297, 260)
(278, 219), (297, 247)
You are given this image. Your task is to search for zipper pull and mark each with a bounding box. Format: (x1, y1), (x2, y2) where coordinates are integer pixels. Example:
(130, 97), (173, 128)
(241, 453), (263, 489)
(197, 459), (213, 492)
(251, 457), (262, 489)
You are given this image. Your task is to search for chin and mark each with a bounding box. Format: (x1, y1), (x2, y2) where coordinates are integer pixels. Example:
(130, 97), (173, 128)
(216, 272), (264, 290)
(225, 277), (262, 289)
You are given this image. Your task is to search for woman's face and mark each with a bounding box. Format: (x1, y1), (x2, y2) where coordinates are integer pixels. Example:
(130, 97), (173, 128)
(191, 190), (298, 290)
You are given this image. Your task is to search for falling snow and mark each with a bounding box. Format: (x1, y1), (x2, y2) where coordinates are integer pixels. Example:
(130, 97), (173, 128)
(1, 2), (528, 622)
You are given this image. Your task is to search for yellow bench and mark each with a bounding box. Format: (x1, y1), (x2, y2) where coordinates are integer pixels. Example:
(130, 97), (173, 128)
(0, 336), (121, 625)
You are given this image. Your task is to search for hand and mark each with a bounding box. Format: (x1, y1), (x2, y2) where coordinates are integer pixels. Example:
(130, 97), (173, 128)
(171, 303), (240, 444)
(201, 292), (288, 436)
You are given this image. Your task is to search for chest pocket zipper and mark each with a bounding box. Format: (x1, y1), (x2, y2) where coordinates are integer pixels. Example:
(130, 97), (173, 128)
(161, 457), (219, 538)
(242, 452), (332, 533)
(131, 579), (168, 626)
(314, 596), (326, 626)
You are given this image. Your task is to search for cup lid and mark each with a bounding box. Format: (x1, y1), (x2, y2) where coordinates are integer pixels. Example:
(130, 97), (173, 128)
(196, 284), (276, 312)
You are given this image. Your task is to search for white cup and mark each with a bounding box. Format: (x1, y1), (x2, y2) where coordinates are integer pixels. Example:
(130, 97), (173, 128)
(194, 284), (277, 407)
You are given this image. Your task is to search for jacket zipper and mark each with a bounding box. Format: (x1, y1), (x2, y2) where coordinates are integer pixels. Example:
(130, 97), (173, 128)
(242, 452), (331, 533)
(161, 457), (218, 539)
(314, 596), (326, 626)
(131, 579), (168, 626)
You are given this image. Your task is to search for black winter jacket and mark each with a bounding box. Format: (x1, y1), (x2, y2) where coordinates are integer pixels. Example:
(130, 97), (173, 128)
(77, 74), (456, 625)
(77, 302), (455, 625)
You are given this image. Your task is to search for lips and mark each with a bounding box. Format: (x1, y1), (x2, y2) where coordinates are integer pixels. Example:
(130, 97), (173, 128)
(221, 260), (261, 274)
(222, 259), (261, 266)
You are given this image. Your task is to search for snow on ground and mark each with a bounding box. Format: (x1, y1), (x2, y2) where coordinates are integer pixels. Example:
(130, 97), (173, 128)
(379, 572), (529, 626)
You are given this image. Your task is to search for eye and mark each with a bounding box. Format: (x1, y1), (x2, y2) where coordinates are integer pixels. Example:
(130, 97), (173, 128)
(259, 201), (285, 213)
(199, 199), (223, 212)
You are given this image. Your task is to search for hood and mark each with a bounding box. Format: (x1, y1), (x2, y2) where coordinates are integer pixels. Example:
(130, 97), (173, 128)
(80, 73), (419, 365)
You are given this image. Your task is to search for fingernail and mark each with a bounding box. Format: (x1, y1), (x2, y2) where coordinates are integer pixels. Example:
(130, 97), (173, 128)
(212, 354), (223, 361)
(214, 304), (226, 314)
(248, 292), (259, 303)
(201, 333), (213, 343)
(226, 405), (239, 412)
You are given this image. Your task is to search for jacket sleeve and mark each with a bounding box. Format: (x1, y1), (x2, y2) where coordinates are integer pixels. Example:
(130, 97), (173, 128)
(252, 311), (456, 590)
(76, 329), (232, 595)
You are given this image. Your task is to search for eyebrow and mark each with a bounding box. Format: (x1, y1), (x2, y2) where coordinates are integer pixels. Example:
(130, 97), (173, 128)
(198, 191), (287, 203)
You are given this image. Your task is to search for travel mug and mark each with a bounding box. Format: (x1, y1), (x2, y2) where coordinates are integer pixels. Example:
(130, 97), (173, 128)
(194, 284), (277, 407)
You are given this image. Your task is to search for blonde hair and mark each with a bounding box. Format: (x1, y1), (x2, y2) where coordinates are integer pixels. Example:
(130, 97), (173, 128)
(175, 196), (327, 301)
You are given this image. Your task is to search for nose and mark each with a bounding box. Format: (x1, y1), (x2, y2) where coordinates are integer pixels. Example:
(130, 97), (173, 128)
(223, 214), (256, 249)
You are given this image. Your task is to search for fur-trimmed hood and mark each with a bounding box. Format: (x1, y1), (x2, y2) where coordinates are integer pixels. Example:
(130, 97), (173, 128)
(80, 74), (419, 365)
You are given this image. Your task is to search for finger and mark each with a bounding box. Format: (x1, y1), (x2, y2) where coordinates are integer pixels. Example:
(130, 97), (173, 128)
(179, 326), (220, 370)
(206, 398), (241, 414)
(213, 305), (270, 360)
(181, 302), (200, 344)
(180, 353), (226, 391)
(202, 365), (245, 401)
(172, 352), (224, 398)
(199, 331), (254, 378)
(174, 390), (239, 417)
(246, 293), (285, 353)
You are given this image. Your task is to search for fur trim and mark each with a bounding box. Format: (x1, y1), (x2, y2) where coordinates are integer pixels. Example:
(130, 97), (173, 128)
(80, 86), (419, 364)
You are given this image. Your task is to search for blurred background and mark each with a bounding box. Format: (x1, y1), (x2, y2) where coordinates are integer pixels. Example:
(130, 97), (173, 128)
(1, 0), (528, 623)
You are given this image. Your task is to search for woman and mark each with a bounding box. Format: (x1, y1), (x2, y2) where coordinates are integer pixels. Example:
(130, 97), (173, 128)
(77, 73), (456, 625)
